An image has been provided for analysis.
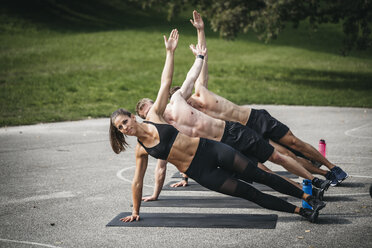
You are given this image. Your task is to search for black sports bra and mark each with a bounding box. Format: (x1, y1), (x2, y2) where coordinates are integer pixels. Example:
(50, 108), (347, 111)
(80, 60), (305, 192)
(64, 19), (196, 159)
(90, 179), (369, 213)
(137, 121), (179, 160)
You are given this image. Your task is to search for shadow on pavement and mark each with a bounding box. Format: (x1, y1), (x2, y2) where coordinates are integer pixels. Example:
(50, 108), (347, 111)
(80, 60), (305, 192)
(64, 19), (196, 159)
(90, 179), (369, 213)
(280, 216), (352, 225)
(316, 216), (352, 225)
(324, 196), (357, 202)
(337, 182), (366, 188)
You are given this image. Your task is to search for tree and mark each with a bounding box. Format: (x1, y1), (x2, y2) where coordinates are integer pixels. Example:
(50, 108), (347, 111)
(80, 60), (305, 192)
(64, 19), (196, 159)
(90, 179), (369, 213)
(135, 0), (372, 54)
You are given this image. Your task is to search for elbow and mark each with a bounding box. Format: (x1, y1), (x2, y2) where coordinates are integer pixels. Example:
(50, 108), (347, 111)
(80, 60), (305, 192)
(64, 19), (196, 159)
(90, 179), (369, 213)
(180, 91), (191, 101)
(132, 181), (143, 189)
(161, 79), (172, 87)
(158, 165), (166, 174)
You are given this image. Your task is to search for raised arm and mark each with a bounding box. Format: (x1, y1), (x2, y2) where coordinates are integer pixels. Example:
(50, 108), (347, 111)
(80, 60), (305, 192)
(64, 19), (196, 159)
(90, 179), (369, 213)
(120, 144), (148, 222)
(196, 54), (209, 90)
(142, 159), (167, 202)
(190, 10), (209, 90)
(190, 10), (206, 48)
(149, 29), (179, 119)
(176, 44), (207, 100)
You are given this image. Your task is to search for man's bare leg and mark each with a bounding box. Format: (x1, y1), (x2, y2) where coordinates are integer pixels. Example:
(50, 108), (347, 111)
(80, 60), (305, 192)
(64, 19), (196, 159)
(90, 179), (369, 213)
(279, 130), (335, 169)
(270, 140), (329, 177)
(268, 150), (313, 179)
(297, 157), (328, 176)
(268, 150), (331, 191)
(278, 130), (348, 185)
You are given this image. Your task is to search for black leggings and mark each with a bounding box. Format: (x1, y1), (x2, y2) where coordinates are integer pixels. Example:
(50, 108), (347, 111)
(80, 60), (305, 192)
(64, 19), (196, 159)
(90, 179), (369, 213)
(185, 138), (304, 213)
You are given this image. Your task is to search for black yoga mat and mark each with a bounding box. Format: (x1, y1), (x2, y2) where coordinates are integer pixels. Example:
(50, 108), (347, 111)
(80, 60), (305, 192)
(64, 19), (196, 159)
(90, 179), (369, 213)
(106, 212), (278, 229)
(138, 195), (287, 208)
(172, 171), (298, 179)
(163, 181), (275, 192)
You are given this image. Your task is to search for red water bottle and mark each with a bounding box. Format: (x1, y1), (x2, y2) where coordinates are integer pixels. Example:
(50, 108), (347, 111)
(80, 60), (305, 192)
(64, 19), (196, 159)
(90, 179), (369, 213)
(319, 139), (326, 157)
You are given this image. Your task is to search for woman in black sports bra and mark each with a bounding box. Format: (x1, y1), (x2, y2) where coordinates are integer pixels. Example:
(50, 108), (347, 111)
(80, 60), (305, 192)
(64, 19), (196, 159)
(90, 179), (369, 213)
(109, 29), (326, 223)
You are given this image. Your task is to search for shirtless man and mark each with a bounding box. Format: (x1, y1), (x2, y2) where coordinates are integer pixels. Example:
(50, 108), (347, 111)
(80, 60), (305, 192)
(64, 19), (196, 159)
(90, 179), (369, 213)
(179, 15), (348, 187)
(138, 11), (329, 202)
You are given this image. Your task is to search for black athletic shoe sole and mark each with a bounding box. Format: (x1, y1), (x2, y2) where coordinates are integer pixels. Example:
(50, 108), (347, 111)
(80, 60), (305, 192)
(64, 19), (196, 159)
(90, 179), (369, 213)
(313, 201), (326, 212)
(321, 180), (331, 191)
(319, 190), (325, 201)
(302, 210), (319, 223)
(310, 211), (319, 223)
(313, 188), (325, 201)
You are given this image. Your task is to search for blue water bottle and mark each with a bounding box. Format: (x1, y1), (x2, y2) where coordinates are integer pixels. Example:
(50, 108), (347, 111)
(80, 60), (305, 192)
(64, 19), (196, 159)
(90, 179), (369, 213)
(302, 179), (313, 209)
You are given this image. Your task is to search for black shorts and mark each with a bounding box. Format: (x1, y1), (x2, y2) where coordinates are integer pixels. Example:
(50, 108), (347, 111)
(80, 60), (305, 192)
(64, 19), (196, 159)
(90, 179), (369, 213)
(221, 121), (274, 163)
(246, 109), (289, 142)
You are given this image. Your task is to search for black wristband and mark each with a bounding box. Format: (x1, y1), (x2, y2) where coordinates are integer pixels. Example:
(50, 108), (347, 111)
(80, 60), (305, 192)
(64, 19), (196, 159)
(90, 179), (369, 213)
(197, 54), (204, 60)
(182, 177), (188, 182)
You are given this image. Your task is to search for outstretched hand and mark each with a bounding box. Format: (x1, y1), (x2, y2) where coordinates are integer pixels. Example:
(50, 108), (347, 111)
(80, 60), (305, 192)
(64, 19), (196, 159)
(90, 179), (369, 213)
(189, 43), (207, 57)
(190, 10), (204, 30)
(164, 29), (179, 52)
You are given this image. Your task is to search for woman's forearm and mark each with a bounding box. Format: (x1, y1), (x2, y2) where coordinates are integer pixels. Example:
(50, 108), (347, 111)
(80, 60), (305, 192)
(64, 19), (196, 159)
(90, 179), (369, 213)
(131, 181), (143, 215)
(161, 50), (175, 87)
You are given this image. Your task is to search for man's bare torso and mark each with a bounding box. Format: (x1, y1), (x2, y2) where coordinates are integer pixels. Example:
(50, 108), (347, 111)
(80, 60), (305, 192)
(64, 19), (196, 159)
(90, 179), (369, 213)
(189, 86), (252, 125)
(163, 95), (225, 141)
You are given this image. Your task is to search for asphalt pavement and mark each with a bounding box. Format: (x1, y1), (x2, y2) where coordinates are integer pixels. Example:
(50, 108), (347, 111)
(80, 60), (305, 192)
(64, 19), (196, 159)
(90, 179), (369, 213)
(0, 105), (371, 248)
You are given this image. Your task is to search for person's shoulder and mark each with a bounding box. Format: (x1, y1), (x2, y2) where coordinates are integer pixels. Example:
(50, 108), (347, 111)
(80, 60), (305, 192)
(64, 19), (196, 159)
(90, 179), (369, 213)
(146, 107), (158, 120)
(135, 143), (148, 157)
(169, 90), (182, 102)
(144, 111), (166, 126)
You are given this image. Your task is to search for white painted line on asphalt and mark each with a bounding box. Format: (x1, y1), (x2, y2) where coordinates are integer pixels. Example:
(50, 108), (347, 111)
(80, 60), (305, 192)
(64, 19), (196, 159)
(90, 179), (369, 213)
(328, 155), (372, 160)
(116, 167), (134, 184)
(345, 122), (372, 139)
(327, 192), (370, 197)
(0, 238), (61, 248)
(349, 175), (372, 179)
(116, 167), (154, 188)
(1, 191), (76, 205)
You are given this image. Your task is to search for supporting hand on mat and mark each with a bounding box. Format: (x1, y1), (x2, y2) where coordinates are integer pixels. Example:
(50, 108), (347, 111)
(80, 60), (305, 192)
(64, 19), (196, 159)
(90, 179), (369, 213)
(142, 195), (158, 202)
(120, 214), (140, 222)
(170, 179), (188, 187)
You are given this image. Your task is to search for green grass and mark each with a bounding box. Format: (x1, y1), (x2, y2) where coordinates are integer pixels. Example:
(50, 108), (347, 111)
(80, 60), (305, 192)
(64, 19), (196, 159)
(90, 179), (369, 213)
(1, 0), (372, 126)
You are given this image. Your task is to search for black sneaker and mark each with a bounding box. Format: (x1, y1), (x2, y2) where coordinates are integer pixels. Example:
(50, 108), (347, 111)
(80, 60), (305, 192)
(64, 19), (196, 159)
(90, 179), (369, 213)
(306, 195), (326, 212)
(331, 166), (349, 184)
(299, 207), (319, 223)
(325, 171), (339, 187)
(312, 178), (331, 191)
(312, 187), (325, 201)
